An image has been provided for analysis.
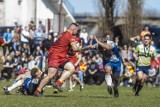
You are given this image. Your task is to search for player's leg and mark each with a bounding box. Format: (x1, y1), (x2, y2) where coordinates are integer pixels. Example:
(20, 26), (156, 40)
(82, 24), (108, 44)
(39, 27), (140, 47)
(72, 74), (84, 91)
(3, 79), (24, 94)
(134, 71), (143, 96)
(53, 62), (75, 92)
(34, 67), (57, 96)
(132, 66), (143, 92)
(112, 72), (120, 97)
(104, 65), (112, 95)
(112, 63), (121, 98)
(68, 76), (73, 91)
(135, 72), (148, 96)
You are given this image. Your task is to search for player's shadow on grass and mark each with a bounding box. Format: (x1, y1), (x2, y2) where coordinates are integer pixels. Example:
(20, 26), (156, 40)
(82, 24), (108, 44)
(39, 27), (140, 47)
(45, 95), (67, 98)
(89, 96), (110, 99)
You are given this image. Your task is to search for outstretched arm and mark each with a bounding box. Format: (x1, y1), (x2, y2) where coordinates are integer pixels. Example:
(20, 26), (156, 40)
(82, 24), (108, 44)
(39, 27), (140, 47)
(94, 36), (113, 50)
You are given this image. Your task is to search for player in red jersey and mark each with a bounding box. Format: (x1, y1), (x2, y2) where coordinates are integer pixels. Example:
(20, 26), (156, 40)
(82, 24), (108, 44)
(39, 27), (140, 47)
(67, 36), (84, 91)
(34, 23), (82, 96)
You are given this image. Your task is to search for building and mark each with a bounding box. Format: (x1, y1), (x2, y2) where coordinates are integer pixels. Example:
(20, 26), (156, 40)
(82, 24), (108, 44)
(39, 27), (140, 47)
(0, 0), (75, 34)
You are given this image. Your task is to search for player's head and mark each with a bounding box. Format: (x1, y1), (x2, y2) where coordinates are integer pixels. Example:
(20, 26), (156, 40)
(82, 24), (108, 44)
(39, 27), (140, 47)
(31, 67), (41, 78)
(68, 23), (79, 35)
(144, 34), (151, 46)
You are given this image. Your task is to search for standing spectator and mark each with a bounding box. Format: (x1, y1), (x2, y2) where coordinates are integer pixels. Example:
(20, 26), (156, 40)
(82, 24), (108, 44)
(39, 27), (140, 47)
(33, 28), (45, 47)
(80, 28), (88, 44)
(38, 21), (46, 33)
(121, 45), (129, 63)
(140, 26), (151, 41)
(114, 36), (121, 49)
(86, 35), (96, 46)
(2, 28), (13, 56)
(151, 40), (159, 53)
(78, 57), (87, 84)
(12, 28), (20, 52)
(29, 25), (36, 54)
(20, 26), (31, 46)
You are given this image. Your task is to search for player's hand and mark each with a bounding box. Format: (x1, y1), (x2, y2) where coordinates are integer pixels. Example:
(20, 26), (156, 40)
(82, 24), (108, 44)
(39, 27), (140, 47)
(94, 35), (99, 43)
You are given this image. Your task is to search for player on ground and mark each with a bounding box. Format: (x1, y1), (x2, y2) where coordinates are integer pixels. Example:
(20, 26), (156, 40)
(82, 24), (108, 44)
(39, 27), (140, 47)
(132, 34), (159, 96)
(3, 67), (43, 95)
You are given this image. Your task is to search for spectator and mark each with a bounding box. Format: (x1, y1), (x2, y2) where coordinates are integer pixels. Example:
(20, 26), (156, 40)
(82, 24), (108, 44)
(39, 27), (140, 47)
(140, 26), (151, 41)
(33, 28), (45, 46)
(130, 35), (141, 47)
(1, 55), (14, 81)
(95, 53), (103, 70)
(85, 57), (99, 85)
(20, 26), (31, 46)
(80, 28), (88, 44)
(38, 21), (46, 33)
(78, 57), (87, 84)
(43, 34), (54, 50)
(2, 28), (13, 56)
(121, 44), (129, 63)
(12, 27), (20, 52)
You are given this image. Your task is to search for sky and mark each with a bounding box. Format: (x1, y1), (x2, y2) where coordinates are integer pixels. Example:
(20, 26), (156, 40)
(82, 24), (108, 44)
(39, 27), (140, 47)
(67, 0), (160, 15)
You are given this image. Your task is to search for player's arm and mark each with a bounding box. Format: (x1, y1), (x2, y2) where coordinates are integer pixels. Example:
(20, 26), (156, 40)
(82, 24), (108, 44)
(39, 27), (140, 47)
(71, 42), (92, 52)
(153, 49), (159, 64)
(94, 36), (113, 50)
(133, 46), (139, 61)
(74, 53), (82, 67)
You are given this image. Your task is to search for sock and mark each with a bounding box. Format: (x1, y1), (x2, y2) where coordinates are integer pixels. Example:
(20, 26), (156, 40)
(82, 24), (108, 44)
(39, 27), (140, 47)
(8, 80), (23, 92)
(136, 84), (143, 94)
(35, 87), (42, 92)
(133, 79), (139, 89)
(105, 75), (112, 87)
(56, 80), (63, 86)
(113, 79), (119, 92)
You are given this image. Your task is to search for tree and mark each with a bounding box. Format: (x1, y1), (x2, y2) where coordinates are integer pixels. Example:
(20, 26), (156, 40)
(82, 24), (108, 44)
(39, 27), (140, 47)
(101, 0), (116, 35)
(121, 0), (143, 44)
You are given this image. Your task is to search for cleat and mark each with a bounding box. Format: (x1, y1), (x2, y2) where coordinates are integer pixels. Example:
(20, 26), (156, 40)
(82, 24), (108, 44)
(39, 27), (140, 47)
(135, 93), (139, 96)
(107, 86), (113, 95)
(114, 90), (119, 98)
(34, 91), (43, 97)
(68, 89), (73, 92)
(132, 87), (137, 92)
(52, 82), (63, 92)
(53, 88), (59, 94)
(80, 84), (84, 91)
(3, 87), (10, 95)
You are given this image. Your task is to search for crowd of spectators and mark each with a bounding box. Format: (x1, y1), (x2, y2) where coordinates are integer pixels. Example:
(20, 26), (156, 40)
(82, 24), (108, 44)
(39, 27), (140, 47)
(0, 24), (160, 88)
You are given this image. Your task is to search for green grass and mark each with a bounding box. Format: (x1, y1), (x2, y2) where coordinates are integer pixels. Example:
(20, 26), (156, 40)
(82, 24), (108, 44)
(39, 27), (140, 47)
(0, 81), (160, 107)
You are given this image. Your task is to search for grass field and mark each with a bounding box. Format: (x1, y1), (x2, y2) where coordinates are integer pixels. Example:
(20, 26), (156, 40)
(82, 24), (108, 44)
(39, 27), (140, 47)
(0, 81), (160, 107)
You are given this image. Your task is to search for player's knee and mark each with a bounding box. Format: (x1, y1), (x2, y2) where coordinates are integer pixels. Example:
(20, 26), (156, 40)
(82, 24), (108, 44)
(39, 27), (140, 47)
(105, 65), (112, 74)
(64, 62), (75, 72)
(48, 68), (57, 79)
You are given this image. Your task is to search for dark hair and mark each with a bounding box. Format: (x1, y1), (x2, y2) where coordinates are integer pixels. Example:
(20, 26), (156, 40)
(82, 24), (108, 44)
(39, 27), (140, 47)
(70, 23), (79, 27)
(31, 68), (38, 78)
(144, 34), (151, 39)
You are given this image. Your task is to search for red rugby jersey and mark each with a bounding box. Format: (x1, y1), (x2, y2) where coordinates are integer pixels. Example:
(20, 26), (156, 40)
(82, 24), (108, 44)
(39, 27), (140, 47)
(48, 31), (76, 58)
